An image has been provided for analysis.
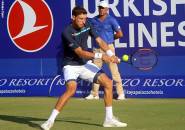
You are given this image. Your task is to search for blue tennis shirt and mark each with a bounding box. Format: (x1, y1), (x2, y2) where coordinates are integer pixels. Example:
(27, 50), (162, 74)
(90, 15), (121, 47)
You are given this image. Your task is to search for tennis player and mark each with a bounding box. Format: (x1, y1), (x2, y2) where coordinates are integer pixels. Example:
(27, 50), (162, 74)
(41, 6), (127, 130)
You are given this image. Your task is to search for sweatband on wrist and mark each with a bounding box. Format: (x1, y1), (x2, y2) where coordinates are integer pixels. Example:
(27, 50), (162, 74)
(94, 53), (103, 59)
(106, 50), (114, 56)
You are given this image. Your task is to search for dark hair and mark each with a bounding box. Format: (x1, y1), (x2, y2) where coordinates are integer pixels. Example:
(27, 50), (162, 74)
(72, 6), (87, 16)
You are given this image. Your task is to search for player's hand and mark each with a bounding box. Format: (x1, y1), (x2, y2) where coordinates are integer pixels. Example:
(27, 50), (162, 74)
(102, 54), (112, 63)
(102, 54), (120, 64)
(110, 55), (120, 64)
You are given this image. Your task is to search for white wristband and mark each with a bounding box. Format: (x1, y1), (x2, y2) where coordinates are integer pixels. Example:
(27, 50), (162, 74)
(94, 53), (103, 59)
(106, 50), (114, 56)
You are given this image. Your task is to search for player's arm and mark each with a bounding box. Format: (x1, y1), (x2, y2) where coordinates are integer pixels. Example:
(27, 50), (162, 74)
(88, 21), (119, 63)
(74, 47), (94, 59)
(88, 20), (111, 53)
(95, 37), (110, 52)
(72, 41), (119, 64)
(95, 37), (120, 63)
(74, 47), (113, 63)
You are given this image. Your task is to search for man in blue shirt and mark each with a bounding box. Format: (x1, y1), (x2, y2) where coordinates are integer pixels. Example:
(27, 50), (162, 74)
(85, 1), (125, 100)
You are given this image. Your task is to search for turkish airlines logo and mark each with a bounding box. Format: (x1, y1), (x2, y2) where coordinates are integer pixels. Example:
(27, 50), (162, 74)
(7, 0), (53, 52)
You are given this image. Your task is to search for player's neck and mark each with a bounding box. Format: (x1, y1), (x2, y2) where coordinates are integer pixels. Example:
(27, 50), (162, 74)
(72, 23), (81, 30)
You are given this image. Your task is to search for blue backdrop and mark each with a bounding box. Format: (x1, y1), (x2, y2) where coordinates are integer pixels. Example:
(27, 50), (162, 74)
(0, 0), (185, 98)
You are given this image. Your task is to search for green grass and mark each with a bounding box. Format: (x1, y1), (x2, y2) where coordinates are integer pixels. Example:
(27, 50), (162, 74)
(0, 98), (185, 130)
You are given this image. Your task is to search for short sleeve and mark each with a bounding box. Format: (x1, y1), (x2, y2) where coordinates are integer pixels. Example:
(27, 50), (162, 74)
(111, 17), (121, 32)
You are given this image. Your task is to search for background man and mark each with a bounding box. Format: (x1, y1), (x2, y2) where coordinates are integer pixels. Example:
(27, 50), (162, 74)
(85, 1), (125, 100)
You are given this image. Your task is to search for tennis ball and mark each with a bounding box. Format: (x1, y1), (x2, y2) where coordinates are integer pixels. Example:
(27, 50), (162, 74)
(122, 54), (129, 62)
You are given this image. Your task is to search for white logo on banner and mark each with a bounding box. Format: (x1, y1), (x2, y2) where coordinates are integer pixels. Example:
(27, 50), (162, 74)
(7, 0), (54, 52)
(13, 0), (48, 40)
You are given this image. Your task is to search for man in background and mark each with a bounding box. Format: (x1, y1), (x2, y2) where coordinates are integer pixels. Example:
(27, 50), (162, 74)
(85, 1), (125, 100)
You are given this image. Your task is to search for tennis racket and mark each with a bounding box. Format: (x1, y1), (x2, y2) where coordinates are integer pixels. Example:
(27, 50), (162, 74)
(119, 48), (158, 70)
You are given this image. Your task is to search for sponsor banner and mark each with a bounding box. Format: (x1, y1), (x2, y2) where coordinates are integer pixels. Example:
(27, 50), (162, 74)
(0, 0), (185, 58)
(0, 75), (185, 98)
(0, 0), (185, 97)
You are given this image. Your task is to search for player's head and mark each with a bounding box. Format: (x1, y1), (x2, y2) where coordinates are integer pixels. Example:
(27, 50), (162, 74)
(72, 6), (87, 29)
(98, 1), (109, 16)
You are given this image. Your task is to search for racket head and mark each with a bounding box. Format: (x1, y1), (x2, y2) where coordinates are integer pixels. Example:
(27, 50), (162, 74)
(130, 48), (158, 70)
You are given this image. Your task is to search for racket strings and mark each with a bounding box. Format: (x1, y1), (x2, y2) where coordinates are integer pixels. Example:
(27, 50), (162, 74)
(131, 49), (157, 70)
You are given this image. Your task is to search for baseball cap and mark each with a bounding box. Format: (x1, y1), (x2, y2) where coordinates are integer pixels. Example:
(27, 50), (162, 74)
(98, 1), (109, 8)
